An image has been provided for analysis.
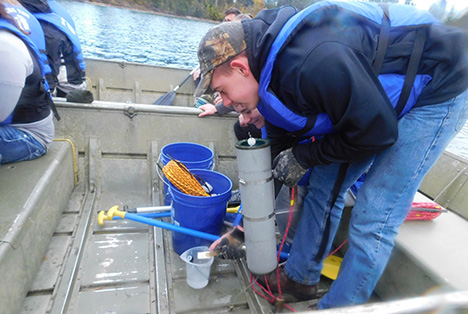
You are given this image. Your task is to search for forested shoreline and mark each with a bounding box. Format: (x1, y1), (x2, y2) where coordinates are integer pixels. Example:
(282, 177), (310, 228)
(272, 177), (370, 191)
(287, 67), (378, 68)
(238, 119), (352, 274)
(83, 0), (268, 21)
(81, 0), (466, 26)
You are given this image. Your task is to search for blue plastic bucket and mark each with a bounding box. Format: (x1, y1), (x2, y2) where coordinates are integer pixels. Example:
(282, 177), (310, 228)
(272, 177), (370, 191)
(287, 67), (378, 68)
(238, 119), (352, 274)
(169, 169), (232, 255)
(160, 142), (214, 205)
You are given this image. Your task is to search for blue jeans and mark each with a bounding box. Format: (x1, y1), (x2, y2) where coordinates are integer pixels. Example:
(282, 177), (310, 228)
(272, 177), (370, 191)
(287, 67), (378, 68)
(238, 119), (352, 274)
(0, 126), (47, 165)
(284, 90), (468, 309)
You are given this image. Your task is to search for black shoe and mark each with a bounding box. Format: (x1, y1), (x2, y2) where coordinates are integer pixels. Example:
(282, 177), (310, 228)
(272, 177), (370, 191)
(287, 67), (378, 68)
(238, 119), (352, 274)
(256, 266), (318, 301)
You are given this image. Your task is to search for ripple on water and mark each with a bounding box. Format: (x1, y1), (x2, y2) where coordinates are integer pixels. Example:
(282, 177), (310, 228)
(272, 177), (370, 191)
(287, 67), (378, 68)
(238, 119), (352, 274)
(59, 0), (214, 69)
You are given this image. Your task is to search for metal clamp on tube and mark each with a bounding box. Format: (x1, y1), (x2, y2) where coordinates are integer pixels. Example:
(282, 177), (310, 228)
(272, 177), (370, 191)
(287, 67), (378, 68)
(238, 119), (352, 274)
(235, 138), (277, 275)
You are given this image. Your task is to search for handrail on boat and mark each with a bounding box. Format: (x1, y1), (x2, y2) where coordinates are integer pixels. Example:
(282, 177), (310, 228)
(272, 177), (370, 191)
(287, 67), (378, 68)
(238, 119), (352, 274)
(305, 290), (468, 314)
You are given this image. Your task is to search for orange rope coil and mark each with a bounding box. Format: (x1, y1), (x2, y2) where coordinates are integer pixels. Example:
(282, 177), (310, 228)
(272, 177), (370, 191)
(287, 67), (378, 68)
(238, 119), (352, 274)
(162, 160), (209, 197)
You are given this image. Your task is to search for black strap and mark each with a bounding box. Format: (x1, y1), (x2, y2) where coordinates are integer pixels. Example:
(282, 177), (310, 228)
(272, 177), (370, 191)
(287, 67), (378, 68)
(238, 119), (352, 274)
(47, 95), (61, 121)
(314, 163), (349, 263)
(372, 3), (390, 76)
(395, 28), (427, 117)
(40, 78), (61, 121)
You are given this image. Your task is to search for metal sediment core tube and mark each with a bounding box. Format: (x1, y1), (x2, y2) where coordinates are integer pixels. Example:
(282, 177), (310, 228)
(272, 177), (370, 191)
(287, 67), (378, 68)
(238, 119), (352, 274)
(235, 138), (277, 275)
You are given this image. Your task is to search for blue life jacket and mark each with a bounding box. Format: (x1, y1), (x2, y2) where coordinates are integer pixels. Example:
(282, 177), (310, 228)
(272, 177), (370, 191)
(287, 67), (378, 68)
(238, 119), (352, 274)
(0, 4), (54, 125)
(32, 0), (85, 73)
(258, 1), (434, 139)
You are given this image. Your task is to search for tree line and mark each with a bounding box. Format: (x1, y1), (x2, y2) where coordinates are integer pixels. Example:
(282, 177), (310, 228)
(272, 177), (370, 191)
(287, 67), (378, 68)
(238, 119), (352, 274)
(149, 0), (423, 20)
(88, 0), (465, 25)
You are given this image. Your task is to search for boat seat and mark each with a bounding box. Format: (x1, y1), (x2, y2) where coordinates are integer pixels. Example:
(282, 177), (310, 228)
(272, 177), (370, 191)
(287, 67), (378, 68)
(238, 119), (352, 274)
(0, 141), (75, 314)
(338, 189), (468, 299)
(376, 191), (468, 299)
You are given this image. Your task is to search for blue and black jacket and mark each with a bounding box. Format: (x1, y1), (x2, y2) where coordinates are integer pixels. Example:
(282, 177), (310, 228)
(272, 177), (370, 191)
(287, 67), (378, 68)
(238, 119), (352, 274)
(0, 3), (55, 125)
(23, 0), (85, 88)
(242, 1), (468, 167)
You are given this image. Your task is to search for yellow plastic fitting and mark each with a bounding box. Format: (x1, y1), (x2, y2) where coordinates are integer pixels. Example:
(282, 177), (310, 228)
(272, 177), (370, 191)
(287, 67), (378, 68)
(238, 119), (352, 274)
(97, 211), (109, 225)
(107, 205), (126, 220)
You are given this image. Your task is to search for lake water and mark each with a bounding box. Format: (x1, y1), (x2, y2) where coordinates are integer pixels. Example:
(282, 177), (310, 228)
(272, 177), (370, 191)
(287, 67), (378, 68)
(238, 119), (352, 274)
(59, 0), (468, 159)
(59, 0), (215, 68)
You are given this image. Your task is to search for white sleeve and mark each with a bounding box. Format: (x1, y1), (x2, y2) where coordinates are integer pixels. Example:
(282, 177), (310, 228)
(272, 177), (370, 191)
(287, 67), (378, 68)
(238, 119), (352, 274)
(0, 30), (34, 122)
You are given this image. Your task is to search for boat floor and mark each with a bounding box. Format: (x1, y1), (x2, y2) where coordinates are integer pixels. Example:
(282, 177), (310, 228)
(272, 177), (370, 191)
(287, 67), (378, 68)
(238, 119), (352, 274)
(20, 178), (335, 313)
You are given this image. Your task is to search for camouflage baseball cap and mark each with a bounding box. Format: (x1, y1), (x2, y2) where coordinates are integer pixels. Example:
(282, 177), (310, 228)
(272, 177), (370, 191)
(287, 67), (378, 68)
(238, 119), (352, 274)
(194, 22), (247, 98)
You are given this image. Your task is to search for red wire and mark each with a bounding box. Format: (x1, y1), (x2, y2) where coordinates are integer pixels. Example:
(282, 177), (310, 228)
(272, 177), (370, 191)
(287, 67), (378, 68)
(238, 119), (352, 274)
(249, 274), (275, 302)
(327, 238), (348, 257)
(276, 186), (296, 298)
(249, 274), (297, 312)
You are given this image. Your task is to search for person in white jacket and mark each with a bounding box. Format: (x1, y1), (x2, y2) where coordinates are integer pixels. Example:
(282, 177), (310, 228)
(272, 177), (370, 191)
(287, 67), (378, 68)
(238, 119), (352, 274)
(0, 0), (54, 165)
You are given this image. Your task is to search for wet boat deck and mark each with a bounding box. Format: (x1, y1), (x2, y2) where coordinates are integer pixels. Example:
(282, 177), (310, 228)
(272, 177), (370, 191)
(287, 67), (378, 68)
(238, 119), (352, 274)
(18, 139), (326, 313)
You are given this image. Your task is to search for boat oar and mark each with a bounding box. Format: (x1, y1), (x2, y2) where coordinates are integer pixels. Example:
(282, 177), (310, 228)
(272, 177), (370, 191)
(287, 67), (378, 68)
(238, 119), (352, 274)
(153, 66), (200, 106)
(98, 206), (219, 242)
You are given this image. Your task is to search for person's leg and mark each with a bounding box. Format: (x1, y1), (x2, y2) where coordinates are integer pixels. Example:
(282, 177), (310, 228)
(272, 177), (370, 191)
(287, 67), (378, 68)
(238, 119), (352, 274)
(319, 90), (468, 308)
(284, 158), (374, 285)
(0, 126), (47, 165)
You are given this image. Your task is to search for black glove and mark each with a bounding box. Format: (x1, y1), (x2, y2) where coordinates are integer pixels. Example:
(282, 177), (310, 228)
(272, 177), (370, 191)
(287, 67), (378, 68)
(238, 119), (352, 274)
(215, 237), (246, 259)
(210, 226), (245, 260)
(272, 148), (308, 188)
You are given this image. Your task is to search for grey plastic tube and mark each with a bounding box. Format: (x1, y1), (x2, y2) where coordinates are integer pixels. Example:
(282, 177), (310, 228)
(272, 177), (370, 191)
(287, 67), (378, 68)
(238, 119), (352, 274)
(235, 139), (277, 275)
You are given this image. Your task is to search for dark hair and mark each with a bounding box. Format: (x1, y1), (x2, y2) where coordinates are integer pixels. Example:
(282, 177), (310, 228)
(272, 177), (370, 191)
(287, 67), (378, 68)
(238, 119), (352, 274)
(224, 7), (242, 17)
(0, 3), (29, 35)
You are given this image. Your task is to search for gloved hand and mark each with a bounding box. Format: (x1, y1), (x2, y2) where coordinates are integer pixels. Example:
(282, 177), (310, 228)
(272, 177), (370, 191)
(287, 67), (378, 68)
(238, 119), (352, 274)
(209, 226), (245, 260)
(272, 148), (308, 188)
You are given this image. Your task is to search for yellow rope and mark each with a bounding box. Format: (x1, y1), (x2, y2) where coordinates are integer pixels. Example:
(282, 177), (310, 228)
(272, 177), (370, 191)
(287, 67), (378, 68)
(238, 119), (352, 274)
(54, 138), (78, 186)
(85, 76), (93, 92)
(162, 160), (209, 197)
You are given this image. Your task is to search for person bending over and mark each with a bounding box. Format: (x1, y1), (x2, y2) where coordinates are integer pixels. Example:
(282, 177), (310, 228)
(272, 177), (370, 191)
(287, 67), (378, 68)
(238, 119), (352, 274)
(195, 2), (468, 309)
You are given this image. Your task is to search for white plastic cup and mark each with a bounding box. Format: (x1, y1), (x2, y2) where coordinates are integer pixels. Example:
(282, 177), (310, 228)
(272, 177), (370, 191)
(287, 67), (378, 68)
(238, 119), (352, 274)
(180, 246), (214, 289)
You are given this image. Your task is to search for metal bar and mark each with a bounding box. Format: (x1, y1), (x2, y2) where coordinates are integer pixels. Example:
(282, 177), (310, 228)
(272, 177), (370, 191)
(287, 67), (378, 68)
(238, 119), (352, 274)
(303, 290), (468, 314)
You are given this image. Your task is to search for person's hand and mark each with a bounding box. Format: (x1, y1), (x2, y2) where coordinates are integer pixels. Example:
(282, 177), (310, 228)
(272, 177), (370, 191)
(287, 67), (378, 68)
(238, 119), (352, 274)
(198, 104), (218, 117)
(272, 148), (308, 188)
(209, 226), (245, 260)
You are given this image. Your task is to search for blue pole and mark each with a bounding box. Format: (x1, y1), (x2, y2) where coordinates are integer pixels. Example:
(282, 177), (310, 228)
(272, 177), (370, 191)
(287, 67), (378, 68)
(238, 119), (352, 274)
(118, 210), (290, 259)
(233, 204), (243, 227)
(124, 211), (220, 242)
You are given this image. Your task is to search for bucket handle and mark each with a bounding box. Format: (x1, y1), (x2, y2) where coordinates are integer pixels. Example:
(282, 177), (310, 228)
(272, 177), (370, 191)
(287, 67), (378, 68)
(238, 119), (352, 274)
(156, 153), (171, 189)
(156, 152), (216, 185)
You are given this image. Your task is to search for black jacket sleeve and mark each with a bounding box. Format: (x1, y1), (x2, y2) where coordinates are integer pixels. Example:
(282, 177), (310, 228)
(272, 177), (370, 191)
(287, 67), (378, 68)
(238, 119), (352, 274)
(292, 42), (398, 167)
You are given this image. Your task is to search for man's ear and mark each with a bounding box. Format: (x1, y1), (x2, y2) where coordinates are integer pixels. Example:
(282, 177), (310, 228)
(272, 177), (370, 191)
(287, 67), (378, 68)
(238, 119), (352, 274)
(230, 58), (250, 77)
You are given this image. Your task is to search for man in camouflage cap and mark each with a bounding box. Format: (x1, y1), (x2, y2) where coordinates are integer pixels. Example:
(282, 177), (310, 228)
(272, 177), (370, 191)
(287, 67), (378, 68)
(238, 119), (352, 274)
(196, 2), (468, 310)
(194, 22), (247, 100)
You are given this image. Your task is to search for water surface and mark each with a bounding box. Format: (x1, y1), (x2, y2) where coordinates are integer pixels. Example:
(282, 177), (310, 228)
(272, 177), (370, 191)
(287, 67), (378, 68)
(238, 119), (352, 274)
(60, 0), (214, 69)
